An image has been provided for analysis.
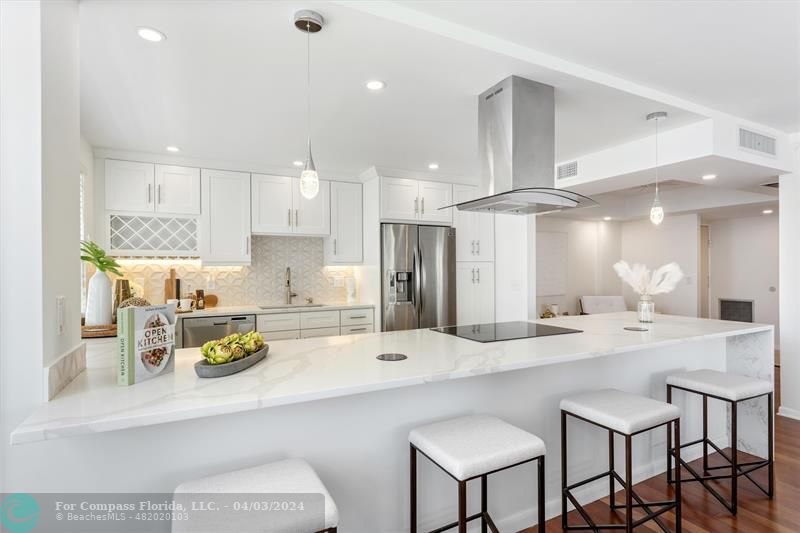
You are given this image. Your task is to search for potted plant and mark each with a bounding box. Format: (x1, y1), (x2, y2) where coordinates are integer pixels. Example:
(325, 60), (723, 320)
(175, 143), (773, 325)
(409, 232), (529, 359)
(81, 240), (122, 325)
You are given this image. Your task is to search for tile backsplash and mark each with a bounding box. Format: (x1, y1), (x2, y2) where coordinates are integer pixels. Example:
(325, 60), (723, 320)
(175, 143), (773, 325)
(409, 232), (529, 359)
(118, 236), (355, 306)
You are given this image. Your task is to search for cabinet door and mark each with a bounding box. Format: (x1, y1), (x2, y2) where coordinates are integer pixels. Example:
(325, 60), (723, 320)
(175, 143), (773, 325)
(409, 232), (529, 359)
(380, 177), (419, 221)
(418, 180), (453, 224)
(326, 182), (363, 264)
(154, 165), (200, 214)
(473, 210), (494, 261)
(300, 326), (341, 339)
(473, 263), (495, 323)
(105, 160), (154, 212)
(456, 262), (477, 325)
(200, 169), (251, 265)
(251, 174), (293, 234)
(454, 185), (477, 261)
(293, 179), (330, 235)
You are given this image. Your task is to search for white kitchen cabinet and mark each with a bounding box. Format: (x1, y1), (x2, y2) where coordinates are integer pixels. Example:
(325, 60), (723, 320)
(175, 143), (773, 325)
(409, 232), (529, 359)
(251, 174), (329, 236)
(292, 179), (330, 235)
(454, 184), (494, 261)
(341, 324), (374, 335)
(380, 177), (453, 224)
(154, 165), (200, 214)
(299, 310), (340, 329)
(251, 174), (294, 234)
(200, 169), (251, 265)
(380, 177), (419, 221)
(325, 182), (363, 264)
(257, 313), (301, 333)
(105, 160), (155, 212)
(418, 180), (453, 223)
(301, 326), (341, 339)
(456, 262), (495, 325)
(263, 329), (301, 341)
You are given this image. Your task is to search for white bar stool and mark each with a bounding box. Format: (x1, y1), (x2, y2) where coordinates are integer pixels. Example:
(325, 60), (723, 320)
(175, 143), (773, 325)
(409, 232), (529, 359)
(560, 389), (682, 532)
(666, 369), (774, 514)
(409, 414), (546, 533)
(172, 458), (339, 533)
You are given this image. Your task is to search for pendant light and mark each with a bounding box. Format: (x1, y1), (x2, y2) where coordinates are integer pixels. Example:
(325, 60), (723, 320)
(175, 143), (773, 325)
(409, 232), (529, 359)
(295, 10), (323, 199)
(647, 111), (667, 225)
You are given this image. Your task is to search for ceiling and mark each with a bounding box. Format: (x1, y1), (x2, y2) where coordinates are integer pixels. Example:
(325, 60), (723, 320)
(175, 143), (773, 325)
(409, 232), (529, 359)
(79, 0), (706, 180)
(402, 0), (800, 133)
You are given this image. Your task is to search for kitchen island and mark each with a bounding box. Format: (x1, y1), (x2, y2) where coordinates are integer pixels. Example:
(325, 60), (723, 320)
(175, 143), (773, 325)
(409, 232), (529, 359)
(11, 313), (773, 532)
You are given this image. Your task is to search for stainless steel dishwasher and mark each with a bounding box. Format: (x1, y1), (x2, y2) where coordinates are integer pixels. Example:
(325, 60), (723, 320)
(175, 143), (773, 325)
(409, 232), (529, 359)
(180, 315), (256, 348)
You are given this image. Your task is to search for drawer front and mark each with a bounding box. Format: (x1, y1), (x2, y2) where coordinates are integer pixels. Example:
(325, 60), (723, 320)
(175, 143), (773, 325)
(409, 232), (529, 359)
(257, 313), (301, 332)
(300, 310), (340, 329)
(340, 308), (373, 326)
(300, 326), (340, 339)
(341, 324), (374, 335)
(264, 329), (300, 341)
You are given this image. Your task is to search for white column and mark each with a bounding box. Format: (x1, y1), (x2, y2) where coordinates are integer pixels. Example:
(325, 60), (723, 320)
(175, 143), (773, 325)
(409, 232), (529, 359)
(779, 136), (800, 419)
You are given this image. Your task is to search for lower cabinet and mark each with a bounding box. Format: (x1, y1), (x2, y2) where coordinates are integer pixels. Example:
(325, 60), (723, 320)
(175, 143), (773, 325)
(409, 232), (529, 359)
(456, 262), (495, 325)
(257, 308), (374, 340)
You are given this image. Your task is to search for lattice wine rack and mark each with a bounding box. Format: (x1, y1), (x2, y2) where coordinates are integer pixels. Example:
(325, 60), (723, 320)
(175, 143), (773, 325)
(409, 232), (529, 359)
(108, 214), (198, 257)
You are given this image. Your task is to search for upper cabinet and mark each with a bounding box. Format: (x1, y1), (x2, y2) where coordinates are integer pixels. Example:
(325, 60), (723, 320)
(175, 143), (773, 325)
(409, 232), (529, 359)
(453, 184), (494, 261)
(325, 182), (363, 264)
(251, 174), (330, 236)
(200, 169), (251, 265)
(105, 160), (200, 215)
(380, 177), (452, 224)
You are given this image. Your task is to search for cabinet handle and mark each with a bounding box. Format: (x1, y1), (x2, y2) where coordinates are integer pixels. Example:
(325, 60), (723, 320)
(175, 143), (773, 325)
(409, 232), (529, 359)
(471, 240), (475, 255)
(414, 197), (419, 215)
(471, 268), (476, 283)
(477, 267), (481, 283)
(333, 238), (337, 255)
(350, 315), (367, 319)
(288, 208), (292, 226)
(157, 184), (161, 204)
(295, 209), (299, 227)
(350, 327), (367, 332)
(421, 197), (425, 215)
(476, 240), (480, 255)
(245, 236), (250, 254)
(147, 183), (152, 204)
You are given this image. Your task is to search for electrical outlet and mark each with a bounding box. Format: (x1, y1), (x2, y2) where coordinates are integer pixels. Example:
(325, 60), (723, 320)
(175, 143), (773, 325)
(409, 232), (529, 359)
(56, 296), (65, 334)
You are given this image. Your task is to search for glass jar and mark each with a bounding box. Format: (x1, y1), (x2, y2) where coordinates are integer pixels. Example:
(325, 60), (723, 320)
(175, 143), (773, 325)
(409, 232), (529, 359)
(638, 295), (655, 323)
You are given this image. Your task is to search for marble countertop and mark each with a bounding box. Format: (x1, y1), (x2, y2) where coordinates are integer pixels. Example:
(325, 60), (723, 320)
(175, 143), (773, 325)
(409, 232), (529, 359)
(11, 313), (771, 445)
(176, 303), (375, 319)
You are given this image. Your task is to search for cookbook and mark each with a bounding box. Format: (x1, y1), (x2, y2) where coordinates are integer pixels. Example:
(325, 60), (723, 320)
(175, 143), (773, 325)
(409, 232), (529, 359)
(117, 303), (176, 386)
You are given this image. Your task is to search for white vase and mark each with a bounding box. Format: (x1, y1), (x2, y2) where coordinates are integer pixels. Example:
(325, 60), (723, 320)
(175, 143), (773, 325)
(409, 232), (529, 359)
(85, 270), (112, 325)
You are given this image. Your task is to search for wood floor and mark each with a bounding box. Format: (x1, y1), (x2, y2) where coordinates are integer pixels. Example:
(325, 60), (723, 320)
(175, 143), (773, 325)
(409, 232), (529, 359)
(523, 368), (800, 532)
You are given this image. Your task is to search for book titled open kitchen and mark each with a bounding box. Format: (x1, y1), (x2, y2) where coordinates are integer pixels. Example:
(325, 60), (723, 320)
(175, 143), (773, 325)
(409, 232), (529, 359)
(117, 304), (176, 386)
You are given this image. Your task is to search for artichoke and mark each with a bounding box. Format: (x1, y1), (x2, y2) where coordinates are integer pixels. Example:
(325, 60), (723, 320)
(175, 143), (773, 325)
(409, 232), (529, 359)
(201, 330), (266, 365)
(201, 340), (218, 358)
(231, 344), (246, 360)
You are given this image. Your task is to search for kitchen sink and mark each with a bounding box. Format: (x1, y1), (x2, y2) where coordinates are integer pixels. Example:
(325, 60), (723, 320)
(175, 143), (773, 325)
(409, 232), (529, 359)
(258, 304), (325, 309)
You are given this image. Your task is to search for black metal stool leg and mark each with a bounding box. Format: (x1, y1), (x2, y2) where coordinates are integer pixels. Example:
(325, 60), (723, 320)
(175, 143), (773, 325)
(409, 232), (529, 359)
(481, 475), (488, 533)
(731, 400), (738, 515)
(561, 410), (568, 530)
(609, 430), (616, 507)
(667, 385), (673, 484)
(538, 455), (546, 531)
(768, 392), (775, 498)
(674, 420), (682, 532)
(458, 480), (467, 533)
(625, 435), (633, 533)
(410, 444), (417, 533)
(702, 395), (709, 475)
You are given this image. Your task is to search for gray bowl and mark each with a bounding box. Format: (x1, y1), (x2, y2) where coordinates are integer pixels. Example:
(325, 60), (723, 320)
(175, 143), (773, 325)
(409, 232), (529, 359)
(194, 345), (269, 378)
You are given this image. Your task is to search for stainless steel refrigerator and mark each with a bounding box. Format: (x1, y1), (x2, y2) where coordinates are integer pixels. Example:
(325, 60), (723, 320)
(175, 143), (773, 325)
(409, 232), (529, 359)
(381, 223), (456, 331)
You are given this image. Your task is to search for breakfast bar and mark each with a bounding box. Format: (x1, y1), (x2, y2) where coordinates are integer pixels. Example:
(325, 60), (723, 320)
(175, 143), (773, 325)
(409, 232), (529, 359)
(11, 313), (773, 532)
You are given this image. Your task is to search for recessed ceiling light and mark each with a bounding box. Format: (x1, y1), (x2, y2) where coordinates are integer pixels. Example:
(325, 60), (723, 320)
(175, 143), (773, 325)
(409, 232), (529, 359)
(763, 209), (774, 214)
(293, 160), (304, 167)
(166, 146), (180, 152)
(702, 174), (717, 180)
(428, 163), (439, 170)
(366, 80), (386, 91)
(137, 27), (166, 42)
(603, 216), (612, 221)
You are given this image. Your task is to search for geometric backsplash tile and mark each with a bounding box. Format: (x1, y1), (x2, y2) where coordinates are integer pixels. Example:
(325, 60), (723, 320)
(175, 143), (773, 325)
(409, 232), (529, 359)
(118, 236), (355, 306)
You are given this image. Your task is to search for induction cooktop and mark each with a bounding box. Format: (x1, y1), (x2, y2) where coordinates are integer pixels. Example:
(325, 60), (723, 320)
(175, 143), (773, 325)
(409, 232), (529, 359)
(431, 321), (582, 343)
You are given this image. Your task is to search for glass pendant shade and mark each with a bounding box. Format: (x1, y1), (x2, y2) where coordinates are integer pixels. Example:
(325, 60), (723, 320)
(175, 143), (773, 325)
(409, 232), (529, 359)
(650, 196), (664, 225)
(299, 144), (319, 199)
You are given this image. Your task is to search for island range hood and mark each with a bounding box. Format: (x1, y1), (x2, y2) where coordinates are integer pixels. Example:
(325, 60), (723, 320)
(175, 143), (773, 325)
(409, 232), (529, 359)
(446, 76), (597, 215)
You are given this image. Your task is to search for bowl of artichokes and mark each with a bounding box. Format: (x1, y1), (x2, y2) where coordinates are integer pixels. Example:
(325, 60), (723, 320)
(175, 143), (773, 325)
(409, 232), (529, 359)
(194, 331), (268, 378)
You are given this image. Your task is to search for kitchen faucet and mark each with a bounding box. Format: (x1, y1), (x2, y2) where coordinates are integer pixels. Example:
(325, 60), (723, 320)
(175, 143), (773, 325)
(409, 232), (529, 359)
(285, 267), (298, 304)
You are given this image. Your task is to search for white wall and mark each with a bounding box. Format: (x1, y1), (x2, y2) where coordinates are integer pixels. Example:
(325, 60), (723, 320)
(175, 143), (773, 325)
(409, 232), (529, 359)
(0, 0), (81, 491)
(779, 140), (800, 419)
(535, 217), (622, 316)
(620, 213), (700, 316)
(80, 137), (95, 240)
(708, 215), (779, 342)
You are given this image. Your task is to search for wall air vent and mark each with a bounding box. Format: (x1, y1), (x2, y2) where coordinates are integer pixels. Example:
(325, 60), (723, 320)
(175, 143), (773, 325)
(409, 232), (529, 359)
(557, 160), (578, 180)
(739, 128), (776, 156)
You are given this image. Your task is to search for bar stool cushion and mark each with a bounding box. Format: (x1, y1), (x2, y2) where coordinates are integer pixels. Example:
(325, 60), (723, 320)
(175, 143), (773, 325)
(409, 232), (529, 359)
(172, 458), (338, 532)
(409, 414), (545, 481)
(560, 389), (680, 435)
(667, 369), (772, 401)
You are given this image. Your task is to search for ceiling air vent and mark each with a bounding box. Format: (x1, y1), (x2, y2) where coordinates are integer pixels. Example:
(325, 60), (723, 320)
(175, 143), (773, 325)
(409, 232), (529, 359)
(557, 160), (578, 180)
(739, 128), (776, 156)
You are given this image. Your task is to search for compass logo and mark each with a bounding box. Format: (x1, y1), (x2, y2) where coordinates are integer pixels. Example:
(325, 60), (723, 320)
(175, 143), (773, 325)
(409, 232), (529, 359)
(0, 493), (40, 533)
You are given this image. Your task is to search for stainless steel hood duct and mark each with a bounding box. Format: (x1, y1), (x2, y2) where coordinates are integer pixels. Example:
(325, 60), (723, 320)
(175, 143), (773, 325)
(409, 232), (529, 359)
(445, 76), (596, 215)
